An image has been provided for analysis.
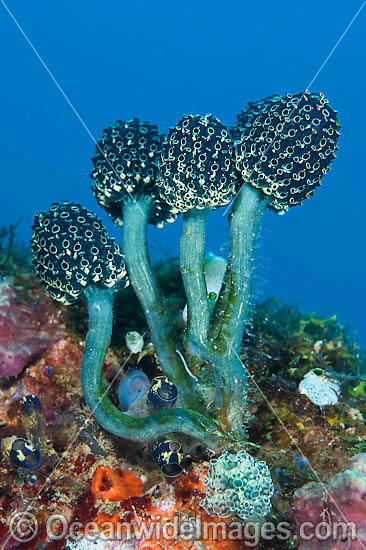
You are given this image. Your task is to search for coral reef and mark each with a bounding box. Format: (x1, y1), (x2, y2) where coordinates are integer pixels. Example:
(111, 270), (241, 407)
(0, 276), (63, 377)
(1, 89), (361, 550)
(0, 271), (364, 549)
(293, 453), (366, 550)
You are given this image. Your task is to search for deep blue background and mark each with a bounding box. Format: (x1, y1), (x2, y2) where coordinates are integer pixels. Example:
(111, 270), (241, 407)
(1, 1), (365, 344)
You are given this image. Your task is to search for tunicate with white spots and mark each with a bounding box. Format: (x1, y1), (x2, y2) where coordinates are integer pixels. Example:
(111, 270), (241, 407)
(298, 370), (340, 407)
(233, 91), (340, 212)
(31, 202), (129, 305)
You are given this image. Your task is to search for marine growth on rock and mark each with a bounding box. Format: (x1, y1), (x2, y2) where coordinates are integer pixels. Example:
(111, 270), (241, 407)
(0, 89), (345, 550)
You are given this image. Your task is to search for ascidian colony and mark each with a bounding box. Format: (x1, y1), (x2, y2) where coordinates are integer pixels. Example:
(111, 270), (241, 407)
(1, 90), (366, 550)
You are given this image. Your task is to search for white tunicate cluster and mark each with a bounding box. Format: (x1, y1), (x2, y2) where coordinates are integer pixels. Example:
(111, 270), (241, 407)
(201, 449), (274, 521)
(298, 370), (340, 407)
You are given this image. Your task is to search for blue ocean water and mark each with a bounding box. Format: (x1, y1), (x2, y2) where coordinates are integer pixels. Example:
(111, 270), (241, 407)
(1, 0), (365, 344)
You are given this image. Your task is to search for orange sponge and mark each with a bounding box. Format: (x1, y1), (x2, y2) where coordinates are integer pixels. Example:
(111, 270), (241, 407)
(91, 466), (143, 502)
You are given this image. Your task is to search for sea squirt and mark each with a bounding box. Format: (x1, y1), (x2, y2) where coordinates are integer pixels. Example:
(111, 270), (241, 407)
(118, 369), (150, 412)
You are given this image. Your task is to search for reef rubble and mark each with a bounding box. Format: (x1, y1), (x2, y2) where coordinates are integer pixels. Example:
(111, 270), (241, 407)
(0, 252), (364, 550)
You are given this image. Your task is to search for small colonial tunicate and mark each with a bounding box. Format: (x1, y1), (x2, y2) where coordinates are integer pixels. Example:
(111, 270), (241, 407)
(21, 395), (47, 456)
(21, 394), (42, 414)
(118, 369), (150, 412)
(201, 449), (274, 521)
(299, 370), (340, 407)
(125, 331), (144, 354)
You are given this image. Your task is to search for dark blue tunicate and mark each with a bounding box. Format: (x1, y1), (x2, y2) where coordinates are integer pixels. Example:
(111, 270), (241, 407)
(9, 438), (44, 470)
(151, 439), (184, 477)
(147, 376), (178, 411)
(21, 395), (41, 415)
(118, 369), (150, 412)
(20, 395), (46, 460)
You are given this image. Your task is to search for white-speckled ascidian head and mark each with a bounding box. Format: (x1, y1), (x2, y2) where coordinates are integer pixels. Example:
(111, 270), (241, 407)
(157, 114), (237, 213)
(31, 201), (129, 305)
(232, 91), (340, 213)
(91, 118), (179, 228)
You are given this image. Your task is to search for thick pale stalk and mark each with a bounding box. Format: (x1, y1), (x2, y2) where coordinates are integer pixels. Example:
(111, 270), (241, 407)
(179, 207), (247, 432)
(219, 184), (269, 352)
(208, 269), (232, 340)
(121, 197), (198, 411)
(190, 339), (248, 434)
(180, 208), (211, 346)
(203, 185), (267, 429)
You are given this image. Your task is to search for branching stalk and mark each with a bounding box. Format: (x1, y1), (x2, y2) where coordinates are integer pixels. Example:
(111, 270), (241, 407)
(121, 197), (198, 411)
(80, 286), (223, 448)
(179, 207), (247, 432)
